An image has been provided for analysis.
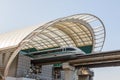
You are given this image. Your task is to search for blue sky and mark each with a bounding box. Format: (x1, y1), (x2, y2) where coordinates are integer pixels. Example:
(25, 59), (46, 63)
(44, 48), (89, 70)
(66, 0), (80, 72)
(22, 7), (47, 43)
(0, 0), (120, 80)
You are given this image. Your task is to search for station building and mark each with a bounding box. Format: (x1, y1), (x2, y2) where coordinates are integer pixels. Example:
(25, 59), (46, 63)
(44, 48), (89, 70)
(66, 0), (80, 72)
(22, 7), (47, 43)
(0, 14), (105, 80)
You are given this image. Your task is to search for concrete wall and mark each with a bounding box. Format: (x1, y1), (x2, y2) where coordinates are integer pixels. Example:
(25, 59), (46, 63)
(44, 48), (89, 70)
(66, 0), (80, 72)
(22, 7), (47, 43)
(40, 65), (53, 80)
(6, 77), (16, 80)
(16, 54), (54, 80)
(6, 77), (35, 80)
(16, 54), (31, 77)
(17, 77), (35, 80)
(7, 54), (65, 80)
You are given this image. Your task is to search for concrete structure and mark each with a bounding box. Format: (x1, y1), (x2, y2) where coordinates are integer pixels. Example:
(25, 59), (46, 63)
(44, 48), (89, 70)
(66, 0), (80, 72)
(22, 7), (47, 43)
(0, 14), (105, 80)
(77, 68), (93, 80)
(6, 77), (35, 80)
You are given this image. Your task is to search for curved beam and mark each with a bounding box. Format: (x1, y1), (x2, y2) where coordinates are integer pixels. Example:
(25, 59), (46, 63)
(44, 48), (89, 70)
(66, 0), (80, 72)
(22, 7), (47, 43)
(53, 24), (78, 46)
(41, 33), (60, 47)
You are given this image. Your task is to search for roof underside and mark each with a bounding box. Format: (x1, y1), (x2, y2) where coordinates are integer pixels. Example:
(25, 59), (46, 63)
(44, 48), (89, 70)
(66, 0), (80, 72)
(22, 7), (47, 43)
(23, 22), (92, 49)
(0, 14), (105, 53)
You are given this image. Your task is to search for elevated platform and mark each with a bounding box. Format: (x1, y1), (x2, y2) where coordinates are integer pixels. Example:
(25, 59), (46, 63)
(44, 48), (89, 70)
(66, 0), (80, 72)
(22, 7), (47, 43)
(31, 50), (120, 68)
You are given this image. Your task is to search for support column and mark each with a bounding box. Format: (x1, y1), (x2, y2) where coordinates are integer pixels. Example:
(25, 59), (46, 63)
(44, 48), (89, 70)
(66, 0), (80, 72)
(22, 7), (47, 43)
(62, 63), (75, 80)
(0, 67), (4, 80)
(77, 67), (94, 80)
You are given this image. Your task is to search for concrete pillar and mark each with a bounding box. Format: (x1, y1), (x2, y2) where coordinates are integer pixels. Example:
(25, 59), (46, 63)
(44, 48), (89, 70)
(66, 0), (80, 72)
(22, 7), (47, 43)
(77, 67), (94, 80)
(62, 63), (75, 80)
(0, 67), (4, 80)
(0, 53), (3, 66)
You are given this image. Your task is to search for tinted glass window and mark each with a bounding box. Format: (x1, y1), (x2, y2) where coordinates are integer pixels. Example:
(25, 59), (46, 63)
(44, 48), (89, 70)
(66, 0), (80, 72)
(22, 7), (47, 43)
(66, 48), (76, 51)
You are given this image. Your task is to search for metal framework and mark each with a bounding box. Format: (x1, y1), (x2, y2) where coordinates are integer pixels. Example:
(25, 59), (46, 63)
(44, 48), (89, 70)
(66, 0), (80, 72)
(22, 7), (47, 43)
(0, 14), (105, 78)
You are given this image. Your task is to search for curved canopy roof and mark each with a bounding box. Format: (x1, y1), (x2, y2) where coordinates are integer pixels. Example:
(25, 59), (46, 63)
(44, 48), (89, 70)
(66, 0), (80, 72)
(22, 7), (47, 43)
(0, 14), (106, 53)
(0, 26), (39, 50)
